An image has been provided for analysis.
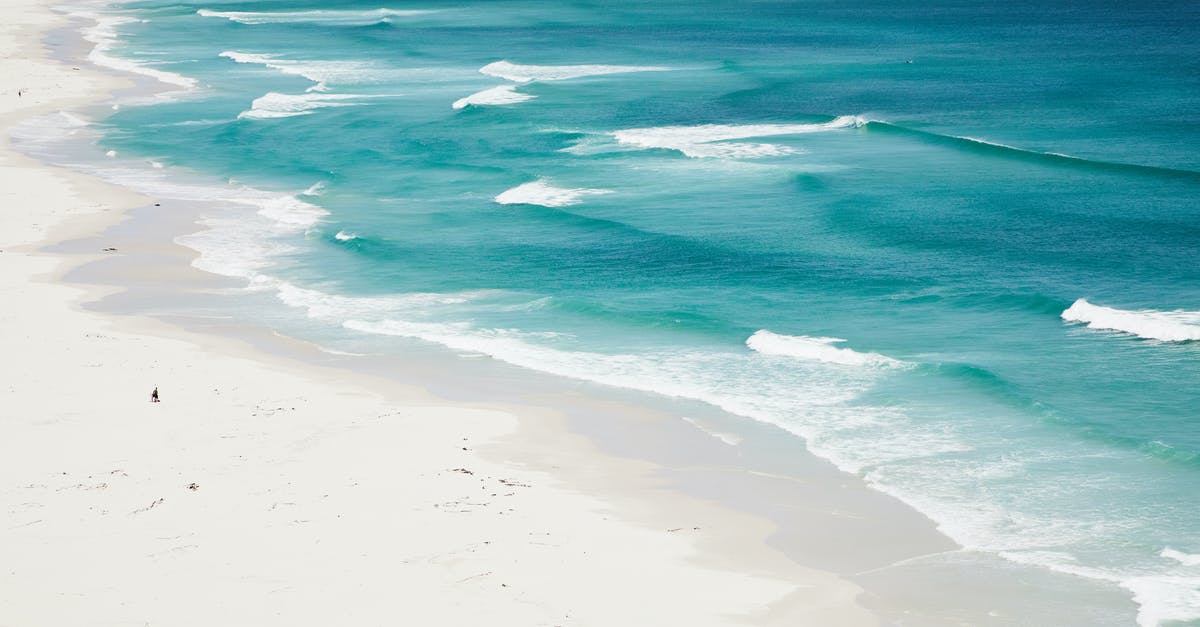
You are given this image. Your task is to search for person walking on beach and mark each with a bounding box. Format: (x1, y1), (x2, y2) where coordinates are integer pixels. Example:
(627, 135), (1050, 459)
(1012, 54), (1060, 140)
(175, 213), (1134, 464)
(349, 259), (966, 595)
(151, 386), (160, 403)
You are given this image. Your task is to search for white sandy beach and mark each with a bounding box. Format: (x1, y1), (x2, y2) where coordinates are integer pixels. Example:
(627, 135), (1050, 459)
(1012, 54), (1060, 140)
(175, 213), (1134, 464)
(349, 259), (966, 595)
(0, 2), (886, 625)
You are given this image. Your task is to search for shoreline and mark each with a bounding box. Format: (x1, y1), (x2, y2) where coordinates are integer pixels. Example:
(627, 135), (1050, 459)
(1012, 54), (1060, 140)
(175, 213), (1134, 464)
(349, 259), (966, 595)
(0, 2), (1143, 626)
(0, 3), (880, 625)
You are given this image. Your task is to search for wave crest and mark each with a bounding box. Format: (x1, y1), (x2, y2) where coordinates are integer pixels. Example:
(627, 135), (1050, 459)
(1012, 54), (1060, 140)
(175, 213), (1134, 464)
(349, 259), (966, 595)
(746, 330), (902, 367)
(494, 180), (612, 207)
(1061, 299), (1200, 342)
(452, 85), (534, 109)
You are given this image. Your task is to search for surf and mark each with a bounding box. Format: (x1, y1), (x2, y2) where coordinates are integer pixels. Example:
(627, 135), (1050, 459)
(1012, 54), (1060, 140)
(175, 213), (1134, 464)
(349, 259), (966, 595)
(609, 116), (864, 158)
(1061, 298), (1200, 342)
(494, 180), (613, 207)
(197, 8), (435, 26)
(746, 330), (903, 367)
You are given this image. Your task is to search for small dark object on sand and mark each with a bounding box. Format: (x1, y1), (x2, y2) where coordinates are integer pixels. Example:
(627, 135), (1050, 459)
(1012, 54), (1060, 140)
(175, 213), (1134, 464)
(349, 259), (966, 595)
(151, 386), (160, 403)
(187, 483), (199, 491)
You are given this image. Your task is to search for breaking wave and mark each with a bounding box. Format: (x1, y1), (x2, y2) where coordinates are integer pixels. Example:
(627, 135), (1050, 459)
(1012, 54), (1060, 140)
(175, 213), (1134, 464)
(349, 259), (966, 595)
(220, 51), (383, 91)
(1061, 299), (1200, 342)
(198, 8), (436, 26)
(452, 84), (534, 109)
(494, 180), (613, 207)
(478, 60), (673, 83)
(453, 60), (674, 109)
(238, 91), (362, 119)
(611, 116), (864, 158)
(746, 330), (904, 367)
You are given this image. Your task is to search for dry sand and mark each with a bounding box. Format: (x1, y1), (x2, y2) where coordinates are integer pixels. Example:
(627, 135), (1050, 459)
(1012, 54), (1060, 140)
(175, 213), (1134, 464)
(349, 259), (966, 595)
(0, 2), (881, 625)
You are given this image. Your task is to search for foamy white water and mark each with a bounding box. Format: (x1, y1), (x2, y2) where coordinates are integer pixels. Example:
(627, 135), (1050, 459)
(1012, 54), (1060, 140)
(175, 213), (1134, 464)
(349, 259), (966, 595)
(746, 330), (903, 367)
(219, 51), (384, 92)
(612, 116), (863, 158)
(1163, 549), (1200, 567)
(75, 12), (198, 89)
(1062, 298), (1200, 342)
(479, 60), (673, 83)
(452, 85), (535, 109)
(238, 91), (362, 119)
(494, 180), (613, 207)
(198, 8), (435, 26)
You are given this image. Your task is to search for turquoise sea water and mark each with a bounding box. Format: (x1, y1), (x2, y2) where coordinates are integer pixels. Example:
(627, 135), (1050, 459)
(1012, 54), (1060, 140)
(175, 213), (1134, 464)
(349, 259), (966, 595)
(33, 0), (1200, 623)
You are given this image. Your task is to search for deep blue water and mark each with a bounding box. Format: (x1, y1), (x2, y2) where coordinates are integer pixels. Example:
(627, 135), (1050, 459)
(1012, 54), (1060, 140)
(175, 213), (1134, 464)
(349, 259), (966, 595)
(57, 0), (1200, 623)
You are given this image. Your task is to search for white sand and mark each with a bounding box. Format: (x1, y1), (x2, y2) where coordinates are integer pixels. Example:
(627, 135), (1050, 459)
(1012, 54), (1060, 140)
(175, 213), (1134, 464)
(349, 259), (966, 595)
(0, 2), (876, 625)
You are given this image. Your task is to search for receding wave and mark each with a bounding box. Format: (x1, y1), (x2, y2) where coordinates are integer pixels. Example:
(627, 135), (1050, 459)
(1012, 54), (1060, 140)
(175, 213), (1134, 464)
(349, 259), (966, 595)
(238, 91), (362, 119)
(494, 180), (613, 207)
(746, 330), (903, 367)
(865, 121), (1200, 182)
(611, 116), (864, 158)
(198, 8), (435, 26)
(452, 85), (534, 109)
(74, 12), (197, 89)
(1061, 298), (1200, 342)
(479, 60), (673, 83)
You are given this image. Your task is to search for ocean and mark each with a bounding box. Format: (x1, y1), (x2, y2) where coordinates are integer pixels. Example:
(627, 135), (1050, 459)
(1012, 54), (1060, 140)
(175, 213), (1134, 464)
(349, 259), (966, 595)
(19, 0), (1200, 624)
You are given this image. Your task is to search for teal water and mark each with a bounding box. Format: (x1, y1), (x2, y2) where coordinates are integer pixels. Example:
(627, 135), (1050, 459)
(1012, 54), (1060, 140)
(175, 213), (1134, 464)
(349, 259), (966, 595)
(43, 0), (1200, 623)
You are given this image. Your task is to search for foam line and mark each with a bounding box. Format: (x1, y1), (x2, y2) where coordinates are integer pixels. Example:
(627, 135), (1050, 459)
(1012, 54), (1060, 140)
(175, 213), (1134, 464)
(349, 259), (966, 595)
(74, 12), (198, 89)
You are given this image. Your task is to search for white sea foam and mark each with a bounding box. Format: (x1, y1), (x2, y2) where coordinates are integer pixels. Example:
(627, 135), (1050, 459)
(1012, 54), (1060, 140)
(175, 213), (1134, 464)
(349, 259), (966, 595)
(1061, 298), (1200, 342)
(612, 116), (863, 159)
(334, 230), (358, 241)
(494, 180), (612, 207)
(198, 8), (435, 26)
(105, 150), (117, 157)
(452, 85), (535, 109)
(746, 330), (902, 367)
(302, 181), (326, 196)
(238, 91), (362, 119)
(74, 12), (198, 89)
(478, 60), (673, 83)
(453, 60), (673, 109)
(1123, 575), (1200, 627)
(220, 51), (384, 91)
(1163, 549), (1200, 566)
